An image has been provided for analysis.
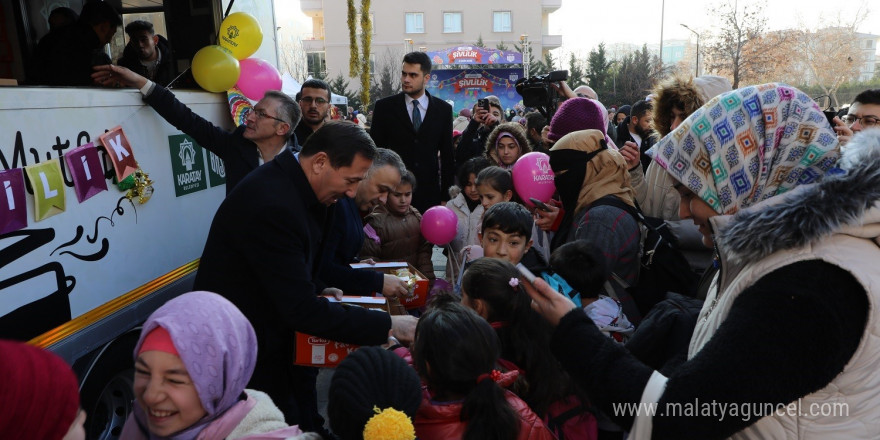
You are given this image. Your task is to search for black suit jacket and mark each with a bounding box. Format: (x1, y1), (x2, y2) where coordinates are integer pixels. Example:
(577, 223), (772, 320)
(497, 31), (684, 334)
(616, 121), (656, 172)
(145, 85), (260, 194)
(370, 92), (454, 213)
(193, 149), (391, 365)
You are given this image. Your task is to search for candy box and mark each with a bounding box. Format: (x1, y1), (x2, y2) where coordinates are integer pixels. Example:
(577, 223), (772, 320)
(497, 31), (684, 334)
(350, 261), (430, 309)
(294, 296), (389, 367)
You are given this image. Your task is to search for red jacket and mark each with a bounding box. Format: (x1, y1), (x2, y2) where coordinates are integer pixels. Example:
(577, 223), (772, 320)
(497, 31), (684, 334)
(414, 388), (554, 440)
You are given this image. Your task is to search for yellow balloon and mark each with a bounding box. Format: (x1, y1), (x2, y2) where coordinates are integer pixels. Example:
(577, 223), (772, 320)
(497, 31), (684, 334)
(219, 12), (263, 60)
(192, 45), (240, 93)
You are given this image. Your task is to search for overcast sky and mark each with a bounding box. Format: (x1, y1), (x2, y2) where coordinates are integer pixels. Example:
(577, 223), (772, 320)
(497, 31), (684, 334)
(550, 0), (876, 55)
(275, 0), (877, 55)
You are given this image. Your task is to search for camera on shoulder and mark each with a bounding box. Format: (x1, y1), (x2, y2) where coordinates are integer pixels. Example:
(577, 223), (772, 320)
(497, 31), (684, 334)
(515, 70), (568, 119)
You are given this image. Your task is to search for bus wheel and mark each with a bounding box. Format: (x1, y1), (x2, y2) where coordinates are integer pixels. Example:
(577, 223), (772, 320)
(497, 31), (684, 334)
(81, 333), (138, 439)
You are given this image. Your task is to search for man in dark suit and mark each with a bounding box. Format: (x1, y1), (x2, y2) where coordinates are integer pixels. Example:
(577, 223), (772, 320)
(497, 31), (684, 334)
(193, 121), (417, 434)
(370, 51), (454, 213)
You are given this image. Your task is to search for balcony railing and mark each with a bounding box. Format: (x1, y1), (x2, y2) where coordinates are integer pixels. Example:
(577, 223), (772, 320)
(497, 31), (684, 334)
(542, 34), (562, 48)
(300, 0), (322, 14)
(542, 0), (562, 12)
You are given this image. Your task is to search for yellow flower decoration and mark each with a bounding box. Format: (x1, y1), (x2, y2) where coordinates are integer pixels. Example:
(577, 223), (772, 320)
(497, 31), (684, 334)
(363, 406), (415, 440)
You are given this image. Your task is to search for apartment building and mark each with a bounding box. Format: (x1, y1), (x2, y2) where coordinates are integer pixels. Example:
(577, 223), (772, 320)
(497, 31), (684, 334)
(299, 0), (562, 89)
(855, 32), (879, 81)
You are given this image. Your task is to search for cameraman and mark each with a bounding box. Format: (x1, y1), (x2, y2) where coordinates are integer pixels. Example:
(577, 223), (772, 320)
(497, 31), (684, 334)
(455, 95), (504, 171)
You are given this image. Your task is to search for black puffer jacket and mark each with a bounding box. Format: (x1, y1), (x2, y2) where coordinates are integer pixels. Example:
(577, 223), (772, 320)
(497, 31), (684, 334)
(625, 292), (703, 376)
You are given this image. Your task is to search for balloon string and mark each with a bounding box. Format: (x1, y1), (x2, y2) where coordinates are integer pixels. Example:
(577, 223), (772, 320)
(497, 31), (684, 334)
(446, 243), (457, 291)
(164, 67), (191, 89)
(224, 0), (236, 19)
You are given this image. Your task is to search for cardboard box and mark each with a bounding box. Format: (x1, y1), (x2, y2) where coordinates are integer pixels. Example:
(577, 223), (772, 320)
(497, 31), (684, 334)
(294, 333), (358, 367)
(350, 261), (430, 309)
(294, 295), (389, 367)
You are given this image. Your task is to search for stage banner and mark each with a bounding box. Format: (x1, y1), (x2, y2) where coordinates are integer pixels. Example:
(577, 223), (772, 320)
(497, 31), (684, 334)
(427, 68), (525, 114)
(426, 46), (523, 66)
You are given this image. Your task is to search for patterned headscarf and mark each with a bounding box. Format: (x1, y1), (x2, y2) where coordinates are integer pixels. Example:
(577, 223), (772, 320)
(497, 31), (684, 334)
(128, 291), (258, 440)
(650, 83), (840, 215)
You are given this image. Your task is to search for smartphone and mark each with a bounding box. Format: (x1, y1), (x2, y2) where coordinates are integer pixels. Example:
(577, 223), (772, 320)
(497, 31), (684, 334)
(516, 263), (537, 284)
(478, 98), (489, 111)
(823, 110), (837, 126)
(529, 197), (551, 211)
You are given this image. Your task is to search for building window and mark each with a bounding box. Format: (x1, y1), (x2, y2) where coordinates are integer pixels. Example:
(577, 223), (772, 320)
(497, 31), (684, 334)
(493, 11), (511, 33)
(866, 39), (874, 49)
(405, 12), (424, 33)
(307, 52), (326, 78)
(443, 12), (462, 33)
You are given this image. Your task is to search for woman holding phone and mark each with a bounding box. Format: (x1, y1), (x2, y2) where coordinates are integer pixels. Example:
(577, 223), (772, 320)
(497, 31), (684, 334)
(522, 84), (880, 439)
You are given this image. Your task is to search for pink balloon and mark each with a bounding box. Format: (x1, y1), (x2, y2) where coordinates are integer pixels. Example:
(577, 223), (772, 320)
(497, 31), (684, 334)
(420, 206), (458, 245)
(512, 152), (556, 208)
(236, 58), (282, 100)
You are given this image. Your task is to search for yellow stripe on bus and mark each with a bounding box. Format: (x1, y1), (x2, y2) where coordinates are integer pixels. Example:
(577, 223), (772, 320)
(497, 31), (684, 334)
(29, 259), (200, 349)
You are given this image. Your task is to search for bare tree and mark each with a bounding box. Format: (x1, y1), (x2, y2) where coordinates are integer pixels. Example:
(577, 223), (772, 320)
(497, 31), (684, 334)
(704, 0), (785, 88)
(369, 48), (402, 106)
(792, 12), (868, 108)
(277, 35), (307, 81)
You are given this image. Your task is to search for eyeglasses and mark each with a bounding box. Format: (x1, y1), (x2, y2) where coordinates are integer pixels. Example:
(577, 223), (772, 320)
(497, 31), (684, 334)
(299, 96), (329, 105)
(842, 114), (880, 128)
(253, 108), (287, 124)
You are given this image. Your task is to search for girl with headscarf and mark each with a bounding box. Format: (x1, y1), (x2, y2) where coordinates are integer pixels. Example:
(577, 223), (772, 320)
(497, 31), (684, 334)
(120, 291), (319, 440)
(485, 122), (531, 169)
(548, 130), (640, 285)
(524, 84), (880, 438)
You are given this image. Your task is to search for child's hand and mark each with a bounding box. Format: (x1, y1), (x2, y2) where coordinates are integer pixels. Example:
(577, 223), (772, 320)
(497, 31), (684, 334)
(520, 277), (578, 327)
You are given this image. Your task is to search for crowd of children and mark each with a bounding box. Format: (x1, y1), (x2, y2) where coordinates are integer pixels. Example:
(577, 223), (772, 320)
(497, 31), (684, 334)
(12, 81), (880, 440)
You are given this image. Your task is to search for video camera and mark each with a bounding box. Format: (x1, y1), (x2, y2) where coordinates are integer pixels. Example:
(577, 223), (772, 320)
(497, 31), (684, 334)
(515, 70), (568, 119)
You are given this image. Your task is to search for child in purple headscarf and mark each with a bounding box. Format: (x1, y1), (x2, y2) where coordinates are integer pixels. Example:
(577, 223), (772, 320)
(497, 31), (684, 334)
(120, 291), (320, 440)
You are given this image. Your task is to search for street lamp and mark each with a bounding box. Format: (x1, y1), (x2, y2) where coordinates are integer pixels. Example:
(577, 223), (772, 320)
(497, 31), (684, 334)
(681, 24), (700, 77)
(520, 34), (530, 78)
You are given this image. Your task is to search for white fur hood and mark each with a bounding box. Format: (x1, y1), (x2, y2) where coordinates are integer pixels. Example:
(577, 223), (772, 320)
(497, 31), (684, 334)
(720, 128), (880, 263)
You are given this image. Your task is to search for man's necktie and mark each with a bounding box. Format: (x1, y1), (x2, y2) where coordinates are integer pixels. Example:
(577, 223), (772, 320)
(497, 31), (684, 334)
(412, 101), (422, 132)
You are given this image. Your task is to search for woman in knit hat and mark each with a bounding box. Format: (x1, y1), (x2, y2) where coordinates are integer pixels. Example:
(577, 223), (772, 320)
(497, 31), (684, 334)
(120, 291), (319, 440)
(327, 346), (422, 440)
(546, 97), (617, 149)
(484, 122), (531, 169)
(523, 84), (880, 439)
(0, 339), (86, 440)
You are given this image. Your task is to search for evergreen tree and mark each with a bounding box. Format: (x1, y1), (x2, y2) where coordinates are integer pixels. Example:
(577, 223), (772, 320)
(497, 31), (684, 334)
(587, 43), (613, 98)
(534, 51), (556, 74)
(475, 34), (486, 48)
(328, 73), (351, 100)
(496, 40), (509, 51)
(615, 45), (657, 106)
(568, 52), (586, 87)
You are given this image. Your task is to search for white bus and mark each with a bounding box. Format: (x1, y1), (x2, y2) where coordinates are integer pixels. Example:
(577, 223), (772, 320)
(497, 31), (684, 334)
(0, 1), (279, 438)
